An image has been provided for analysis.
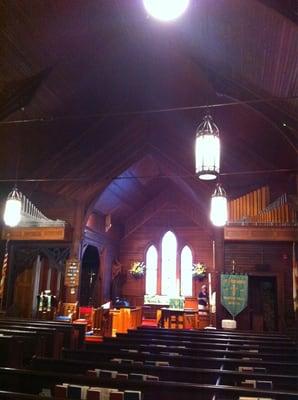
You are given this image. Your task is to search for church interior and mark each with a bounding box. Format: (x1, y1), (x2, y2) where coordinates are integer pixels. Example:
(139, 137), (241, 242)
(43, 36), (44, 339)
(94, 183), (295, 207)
(0, 1), (297, 399)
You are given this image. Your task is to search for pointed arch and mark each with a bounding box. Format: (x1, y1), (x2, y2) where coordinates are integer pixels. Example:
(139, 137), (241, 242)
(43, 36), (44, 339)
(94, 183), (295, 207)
(180, 245), (193, 297)
(161, 231), (177, 296)
(145, 245), (158, 295)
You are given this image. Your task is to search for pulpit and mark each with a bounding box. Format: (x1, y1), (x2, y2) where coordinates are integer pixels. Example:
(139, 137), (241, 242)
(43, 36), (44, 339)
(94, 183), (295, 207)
(110, 307), (142, 335)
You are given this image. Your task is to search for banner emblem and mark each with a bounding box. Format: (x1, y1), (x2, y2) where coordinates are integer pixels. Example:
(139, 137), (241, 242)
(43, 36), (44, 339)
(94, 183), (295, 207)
(221, 274), (248, 318)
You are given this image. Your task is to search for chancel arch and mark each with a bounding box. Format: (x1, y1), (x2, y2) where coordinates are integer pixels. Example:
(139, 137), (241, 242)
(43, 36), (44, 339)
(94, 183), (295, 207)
(79, 245), (100, 307)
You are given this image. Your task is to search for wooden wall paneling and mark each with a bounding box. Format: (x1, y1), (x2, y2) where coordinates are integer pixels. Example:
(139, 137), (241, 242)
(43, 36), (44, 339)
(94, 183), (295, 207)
(224, 241), (293, 331)
(120, 207), (213, 307)
(50, 268), (58, 296)
(82, 225), (120, 305)
(31, 256), (41, 315)
(39, 257), (49, 293)
(224, 226), (297, 241)
(124, 190), (169, 238)
(13, 266), (34, 318)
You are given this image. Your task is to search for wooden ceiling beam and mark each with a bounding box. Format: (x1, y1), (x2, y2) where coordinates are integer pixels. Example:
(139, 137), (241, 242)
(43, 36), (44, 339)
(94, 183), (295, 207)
(80, 143), (150, 208)
(0, 69), (50, 120)
(210, 72), (298, 155)
(123, 183), (211, 239)
(43, 117), (147, 197)
(123, 189), (171, 239)
(148, 145), (208, 207)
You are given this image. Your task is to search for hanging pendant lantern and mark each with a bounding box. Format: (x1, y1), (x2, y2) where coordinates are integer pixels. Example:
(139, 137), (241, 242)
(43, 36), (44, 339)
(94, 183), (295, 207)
(143, 0), (189, 22)
(3, 186), (22, 227)
(195, 113), (220, 180)
(210, 183), (228, 227)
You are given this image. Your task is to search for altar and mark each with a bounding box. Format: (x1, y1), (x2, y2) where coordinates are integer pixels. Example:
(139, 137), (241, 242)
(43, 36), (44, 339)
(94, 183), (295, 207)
(142, 294), (210, 329)
(159, 307), (199, 329)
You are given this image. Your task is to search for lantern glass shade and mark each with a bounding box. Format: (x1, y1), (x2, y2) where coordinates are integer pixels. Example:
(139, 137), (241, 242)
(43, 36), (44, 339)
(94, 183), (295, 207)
(3, 188), (22, 227)
(143, 0), (189, 21)
(210, 184), (228, 227)
(195, 114), (220, 180)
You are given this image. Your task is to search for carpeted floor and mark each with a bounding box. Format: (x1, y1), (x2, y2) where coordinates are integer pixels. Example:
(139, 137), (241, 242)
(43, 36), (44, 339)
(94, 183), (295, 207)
(141, 318), (157, 327)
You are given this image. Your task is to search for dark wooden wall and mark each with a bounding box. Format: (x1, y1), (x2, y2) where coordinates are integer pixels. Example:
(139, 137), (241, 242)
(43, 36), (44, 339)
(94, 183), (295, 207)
(119, 206), (214, 306)
(220, 241), (295, 331)
(84, 211), (121, 304)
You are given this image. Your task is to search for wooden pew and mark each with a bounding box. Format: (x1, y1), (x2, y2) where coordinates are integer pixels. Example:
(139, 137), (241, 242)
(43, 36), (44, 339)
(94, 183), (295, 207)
(0, 367), (297, 400)
(101, 335), (298, 355)
(31, 356), (298, 391)
(63, 347), (298, 374)
(86, 342), (297, 363)
(0, 322), (62, 358)
(101, 334), (297, 354)
(0, 390), (49, 400)
(60, 327), (298, 397)
(139, 325), (293, 338)
(0, 318), (85, 349)
(0, 335), (23, 367)
(0, 328), (46, 361)
(125, 328), (296, 348)
(137, 326), (295, 342)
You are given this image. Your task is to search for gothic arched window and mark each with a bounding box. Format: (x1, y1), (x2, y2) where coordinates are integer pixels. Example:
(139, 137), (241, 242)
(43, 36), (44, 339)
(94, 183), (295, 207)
(145, 245), (158, 295)
(144, 232), (193, 298)
(180, 245), (193, 296)
(161, 231), (177, 296)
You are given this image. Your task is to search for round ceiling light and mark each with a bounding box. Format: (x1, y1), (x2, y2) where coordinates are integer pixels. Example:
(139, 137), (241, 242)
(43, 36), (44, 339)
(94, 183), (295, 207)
(143, 0), (190, 22)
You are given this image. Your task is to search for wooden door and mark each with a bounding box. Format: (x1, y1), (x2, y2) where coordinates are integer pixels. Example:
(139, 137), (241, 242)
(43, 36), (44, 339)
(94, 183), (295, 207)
(249, 276), (278, 332)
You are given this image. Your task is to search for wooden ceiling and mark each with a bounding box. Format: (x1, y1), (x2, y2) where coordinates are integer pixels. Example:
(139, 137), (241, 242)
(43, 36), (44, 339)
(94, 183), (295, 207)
(0, 0), (297, 224)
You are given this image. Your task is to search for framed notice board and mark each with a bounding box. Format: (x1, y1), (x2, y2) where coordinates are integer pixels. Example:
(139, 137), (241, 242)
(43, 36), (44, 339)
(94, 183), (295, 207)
(65, 258), (80, 287)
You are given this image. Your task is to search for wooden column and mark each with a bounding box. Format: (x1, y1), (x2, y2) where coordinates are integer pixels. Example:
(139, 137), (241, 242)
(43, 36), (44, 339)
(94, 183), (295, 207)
(214, 227), (225, 329)
(31, 255), (42, 316)
(65, 202), (85, 303)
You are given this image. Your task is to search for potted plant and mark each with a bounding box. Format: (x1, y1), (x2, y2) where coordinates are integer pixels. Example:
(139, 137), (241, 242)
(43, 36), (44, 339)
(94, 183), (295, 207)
(192, 262), (207, 281)
(129, 261), (146, 279)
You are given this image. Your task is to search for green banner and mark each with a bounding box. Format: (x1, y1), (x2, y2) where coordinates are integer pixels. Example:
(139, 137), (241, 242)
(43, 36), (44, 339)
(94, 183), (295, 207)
(221, 274), (248, 318)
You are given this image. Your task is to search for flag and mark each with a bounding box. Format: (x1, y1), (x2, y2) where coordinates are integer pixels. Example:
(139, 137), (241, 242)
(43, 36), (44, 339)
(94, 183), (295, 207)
(221, 274), (248, 318)
(0, 239), (9, 299)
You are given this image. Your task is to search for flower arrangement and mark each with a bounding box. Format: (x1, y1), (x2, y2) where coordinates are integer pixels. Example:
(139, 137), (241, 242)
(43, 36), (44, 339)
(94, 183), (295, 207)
(129, 261), (146, 279)
(192, 262), (207, 280)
